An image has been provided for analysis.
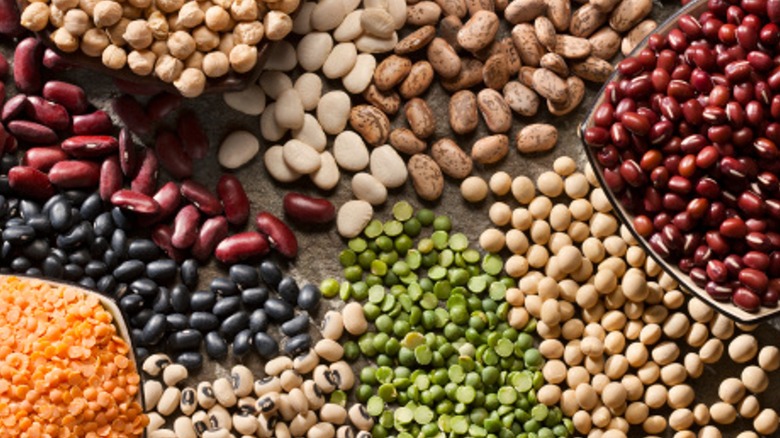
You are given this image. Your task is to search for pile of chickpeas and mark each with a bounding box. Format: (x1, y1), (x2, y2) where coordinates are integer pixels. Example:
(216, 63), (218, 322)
(465, 156), (780, 438)
(21, 0), (296, 96)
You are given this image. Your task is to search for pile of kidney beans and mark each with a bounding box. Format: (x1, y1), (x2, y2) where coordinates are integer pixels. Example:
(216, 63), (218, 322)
(584, 0), (780, 312)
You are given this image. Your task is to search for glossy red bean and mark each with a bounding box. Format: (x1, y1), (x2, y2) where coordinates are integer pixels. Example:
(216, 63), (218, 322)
(111, 189), (160, 215)
(13, 38), (42, 94)
(177, 111), (209, 160)
(619, 160), (645, 187)
(152, 181), (182, 223)
(8, 166), (54, 199)
(678, 14), (703, 38)
(690, 268), (708, 286)
(706, 281), (734, 301)
(720, 217), (748, 238)
(131, 149), (158, 196)
(215, 232), (270, 264)
(593, 103), (614, 127)
(217, 175), (250, 226)
(99, 156), (122, 202)
(155, 130), (192, 180)
(687, 198), (710, 219)
(112, 95), (152, 136)
(7, 120), (57, 144)
(26, 96), (69, 131)
(147, 92), (182, 121)
(0, 0), (25, 38)
(48, 160), (100, 188)
(72, 110), (113, 135)
(42, 49), (74, 71)
(22, 146), (67, 171)
(648, 233), (671, 257)
(42, 81), (87, 114)
(283, 193), (336, 224)
(2, 94), (28, 122)
(191, 216), (229, 262)
(152, 224), (186, 262)
(584, 127), (609, 147)
(118, 128), (138, 178)
(739, 268), (768, 293)
(255, 212), (298, 258)
(743, 251), (770, 270)
(707, 259), (728, 282)
(181, 180), (223, 216)
(172, 205), (201, 250)
(61, 135), (118, 158)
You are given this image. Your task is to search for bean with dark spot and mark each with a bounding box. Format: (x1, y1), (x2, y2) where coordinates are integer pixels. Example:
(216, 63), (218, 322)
(284, 333), (312, 356)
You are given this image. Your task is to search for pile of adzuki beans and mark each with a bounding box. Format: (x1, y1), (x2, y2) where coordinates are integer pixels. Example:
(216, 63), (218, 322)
(583, 0), (780, 312)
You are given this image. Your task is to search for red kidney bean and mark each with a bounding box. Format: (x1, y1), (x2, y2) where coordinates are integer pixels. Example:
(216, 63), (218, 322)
(177, 111), (209, 160)
(678, 14), (703, 38)
(8, 166), (54, 199)
(690, 267), (707, 286)
(181, 180), (222, 216)
(152, 181), (182, 223)
(118, 128), (138, 177)
(8, 120), (58, 144)
(112, 95), (152, 136)
(111, 189), (160, 215)
(217, 175), (249, 226)
(155, 130), (192, 180)
(61, 135), (118, 158)
(26, 96), (70, 131)
(215, 232), (270, 264)
(191, 216), (229, 261)
(738, 191), (764, 217)
(0, 0), (24, 37)
(255, 212), (298, 258)
(22, 146), (68, 171)
(152, 224), (186, 262)
(99, 156), (122, 202)
(131, 149), (158, 196)
(2, 94), (28, 122)
(283, 193), (336, 225)
(13, 38), (42, 94)
(147, 92), (182, 121)
(42, 49), (74, 72)
(172, 205), (201, 250)
(48, 160), (100, 188)
(42, 81), (87, 115)
(72, 110), (113, 135)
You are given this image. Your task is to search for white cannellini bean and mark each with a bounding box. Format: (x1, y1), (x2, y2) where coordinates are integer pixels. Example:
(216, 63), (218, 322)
(337, 200), (373, 238)
(260, 103), (288, 142)
(317, 91), (352, 135)
(342, 53), (376, 94)
(223, 84), (266, 115)
(263, 40), (297, 71)
(352, 172), (387, 205)
(283, 139), (322, 174)
(387, 0), (406, 29)
(296, 32), (334, 71)
(310, 151), (341, 190)
(292, 114), (327, 152)
(323, 42), (358, 79)
(294, 72), (323, 111)
(264, 145), (302, 183)
(275, 89), (305, 130)
(355, 32), (398, 53)
(333, 9), (363, 42)
(370, 145), (407, 188)
(333, 130), (369, 171)
(258, 71), (293, 100)
(343, 0), (362, 13)
(218, 130), (259, 169)
(311, 0), (347, 31)
(292, 2), (315, 35)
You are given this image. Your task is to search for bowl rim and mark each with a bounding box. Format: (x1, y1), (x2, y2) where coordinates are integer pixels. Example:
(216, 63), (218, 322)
(578, 0), (780, 324)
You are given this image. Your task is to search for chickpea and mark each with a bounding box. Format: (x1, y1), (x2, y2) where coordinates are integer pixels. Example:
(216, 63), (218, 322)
(79, 0), (100, 15)
(264, 10), (292, 40)
(148, 10), (169, 40)
(230, 0), (258, 20)
(177, 1), (204, 27)
(124, 19), (153, 49)
(155, 54), (184, 83)
(205, 5), (231, 31)
(184, 51), (204, 69)
(80, 28), (110, 57)
(64, 8), (91, 36)
(156, 0), (184, 13)
(107, 18), (130, 45)
(151, 40), (169, 56)
(92, 0), (122, 27)
(102, 44), (127, 69)
(128, 0), (151, 8)
(174, 68), (206, 98)
(167, 30), (196, 60)
(218, 33), (235, 55)
(53, 0), (80, 11)
(122, 3), (142, 19)
(193, 25), (221, 51)
(127, 49), (156, 75)
(21, 2), (50, 31)
(51, 27), (79, 52)
(49, 4), (66, 26)
(268, 0), (298, 14)
(229, 43), (257, 73)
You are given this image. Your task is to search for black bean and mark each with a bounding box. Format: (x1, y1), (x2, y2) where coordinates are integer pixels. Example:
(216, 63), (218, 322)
(253, 332), (278, 359)
(153, 287), (172, 313)
(128, 239), (160, 262)
(110, 229), (127, 257)
(119, 293), (145, 314)
(93, 212), (114, 238)
(248, 309), (269, 333)
(26, 214), (51, 234)
(6, 217), (24, 227)
(11, 256), (31, 272)
(42, 256), (65, 278)
(57, 222), (93, 250)
(22, 239), (49, 261)
(166, 313), (189, 331)
(96, 275), (117, 294)
(69, 208), (83, 224)
(68, 249), (91, 266)
(63, 190), (89, 205)
(19, 200), (40, 219)
(176, 351), (203, 371)
(5, 199), (18, 217)
(189, 312), (220, 332)
(229, 264), (259, 289)
(129, 278), (158, 299)
(190, 290), (216, 311)
(283, 333), (311, 356)
(103, 249), (119, 269)
(147, 259), (177, 283)
(281, 313), (309, 337)
(233, 329), (253, 358)
(90, 237), (109, 258)
(278, 276), (299, 304)
(298, 285), (321, 311)
(212, 296), (241, 319)
(49, 200), (72, 231)
(264, 298), (293, 322)
(0, 242), (10, 262)
(49, 248), (68, 264)
(142, 314), (167, 345)
(210, 277), (238, 296)
(42, 194), (65, 215)
(130, 308), (155, 329)
(260, 260), (282, 289)
(204, 331), (228, 359)
(4, 225), (35, 245)
(181, 259), (198, 288)
(171, 285), (190, 313)
(167, 329), (203, 351)
(135, 347), (150, 365)
(78, 277), (96, 289)
(113, 260), (146, 282)
(241, 287), (269, 309)
(111, 207), (131, 230)
(25, 267), (42, 276)
(0, 177), (9, 195)
(85, 261), (108, 278)
(131, 328), (144, 345)
(219, 311), (249, 340)
(79, 193), (103, 221)
(62, 263), (83, 280)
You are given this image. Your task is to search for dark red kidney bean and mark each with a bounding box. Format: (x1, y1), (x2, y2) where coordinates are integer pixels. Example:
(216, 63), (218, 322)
(640, 150), (663, 171)
(152, 224), (186, 262)
(648, 233), (671, 257)
(152, 181), (182, 223)
(131, 149), (159, 196)
(42, 49), (74, 72)
(695, 146), (719, 169)
(733, 287), (761, 311)
(14, 38), (43, 94)
(696, 178), (721, 198)
(2, 93), (28, 122)
(706, 281), (734, 301)
(667, 176), (692, 194)
(283, 193), (336, 225)
(99, 156), (122, 202)
(217, 175), (249, 226)
(746, 218), (766, 233)
(618, 58), (643, 76)
(603, 168), (625, 193)
(610, 123), (630, 148)
(255, 212), (298, 258)
(702, 105), (726, 124)
(7, 120), (57, 144)
(155, 130), (192, 180)
(48, 160), (101, 188)
(119, 128), (138, 178)
(659, 96), (681, 121)
(112, 95), (152, 136)
(177, 111), (209, 160)
(687, 198), (709, 219)
(644, 187), (663, 212)
(192, 216), (229, 261)
(42, 81), (87, 114)
(72, 110), (113, 135)
(709, 85), (730, 107)
(632, 215), (653, 237)
(705, 230), (730, 255)
(215, 232), (270, 264)
(61, 135), (118, 158)
(8, 166), (55, 199)
(746, 231), (772, 252)
(172, 205), (201, 250)
(597, 145), (620, 168)
(147, 92), (182, 121)
(761, 288), (779, 307)
(22, 146), (68, 171)
(690, 69), (712, 93)
(111, 189), (160, 215)
(694, 245), (712, 266)
(26, 96), (69, 131)
(181, 180), (222, 216)
(649, 120), (673, 145)
(760, 22), (780, 46)
(0, 0), (24, 37)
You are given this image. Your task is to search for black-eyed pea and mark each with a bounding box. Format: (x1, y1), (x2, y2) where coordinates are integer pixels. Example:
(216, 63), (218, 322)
(313, 365), (337, 393)
(293, 349), (321, 374)
(265, 357), (293, 377)
(254, 376), (282, 398)
(329, 361), (354, 391)
(288, 411), (317, 436)
(276, 394), (297, 421)
(320, 403), (348, 425)
(256, 391), (281, 415)
(232, 411), (258, 435)
(213, 377), (237, 408)
(147, 412), (165, 431)
(163, 363), (188, 387)
(347, 404), (374, 431)
(308, 422), (336, 438)
(342, 302), (368, 335)
(314, 339), (344, 362)
(145, 380), (164, 410)
(302, 380), (325, 410)
(280, 370), (303, 393)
